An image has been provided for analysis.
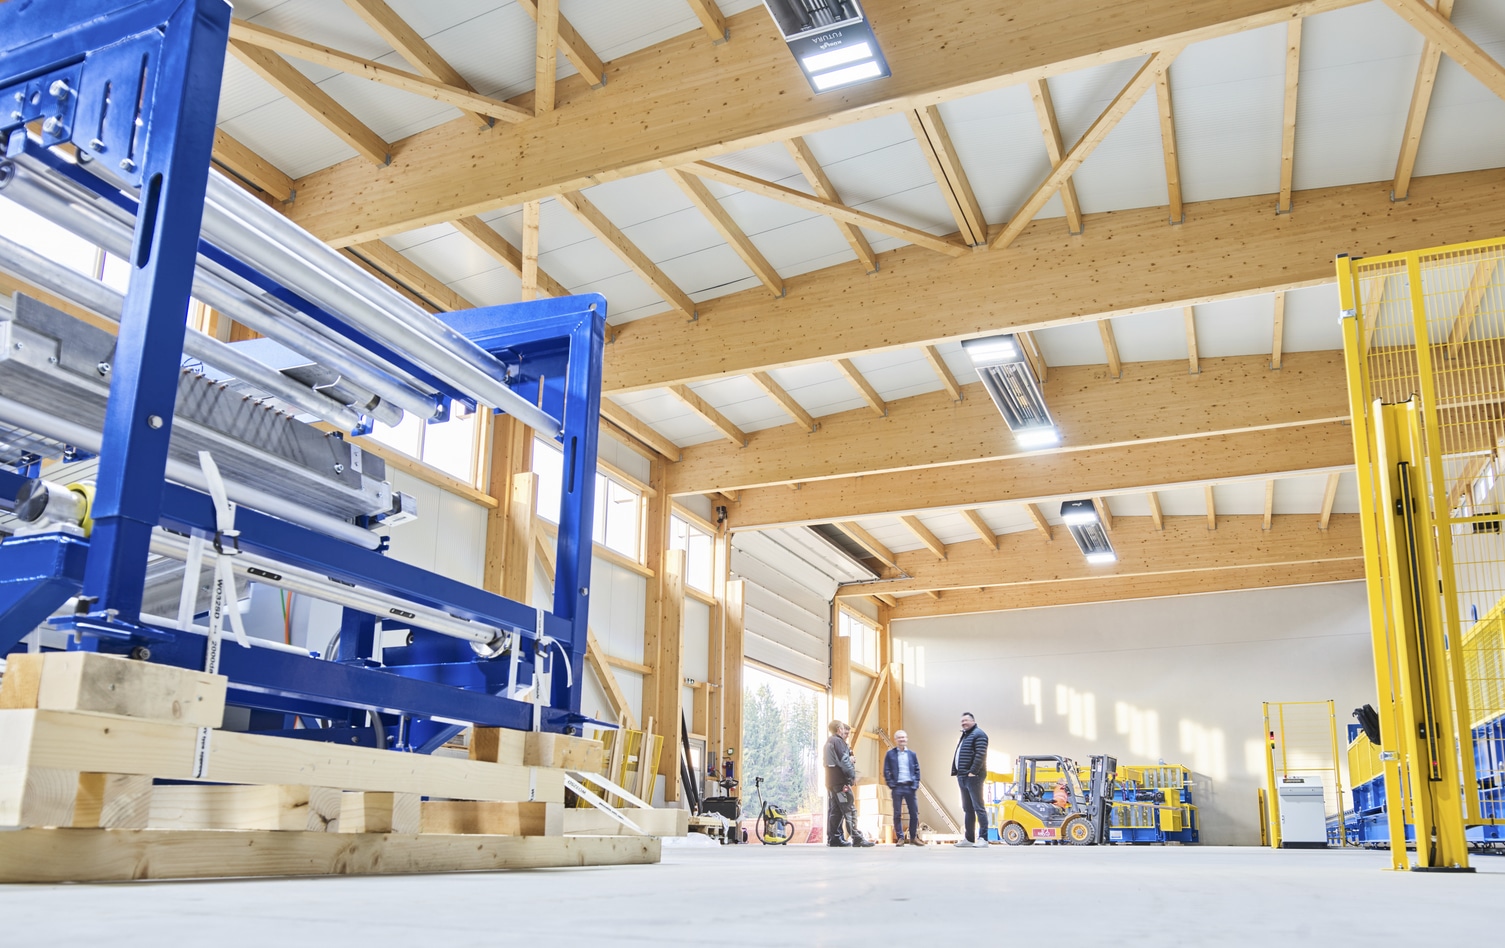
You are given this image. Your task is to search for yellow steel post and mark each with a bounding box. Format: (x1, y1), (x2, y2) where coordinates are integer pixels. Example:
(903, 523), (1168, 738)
(1262, 701), (1281, 849)
(1327, 699), (1347, 846)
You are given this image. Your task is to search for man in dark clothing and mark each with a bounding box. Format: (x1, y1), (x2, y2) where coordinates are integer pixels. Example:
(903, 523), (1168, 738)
(883, 729), (924, 845)
(950, 712), (990, 848)
(824, 720), (870, 846)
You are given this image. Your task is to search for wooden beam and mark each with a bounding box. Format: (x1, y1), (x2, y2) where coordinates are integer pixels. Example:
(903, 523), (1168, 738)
(502, 473), (537, 604)
(669, 384), (747, 447)
(908, 105), (988, 245)
(342, 240), (473, 312)
(1154, 67), (1183, 223)
(1022, 503), (1053, 540)
(340, 248), (447, 313)
(342, 0), (496, 128)
(599, 400), (682, 463)
(785, 137), (877, 273)
(835, 359), (887, 417)
(1099, 320), (1122, 378)
(652, 549), (686, 798)
(1028, 78), (1084, 235)
(667, 169), (784, 297)
(685, 0), (730, 43)
(922, 345), (964, 402)
(850, 663), (891, 737)
(992, 49), (1176, 250)
(1449, 454), (1491, 510)
(520, 202), (541, 301)
(667, 352), (1348, 495)
(516, 0), (606, 88)
(451, 216), (570, 299)
(586, 631), (637, 730)
(212, 130), (294, 202)
(1147, 491), (1164, 531)
(555, 191), (698, 318)
(1264, 479), (1275, 530)
(726, 422), (1354, 529)
(1383, 0), (1505, 103)
(1318, 471), (1340, 530)
(534, 0), (559, 114)
(1204, 485), (1217, 531)
(844, 514), (1361, 596)
(749, 371), (817, 433)
(900, 515), (947, 561)
(228, 20), (527, 125)
(1184, 305), (1200, 373)
(1018, 330), (1049, 383)
(683, 162), (968, 258)
(228, 41), (391, 165)
(1393, 0), (1456, 200)
(286, 0), (1368, 244)
(1446, 260), (1496, 357)
(1093, 497), (1115, 533)
(1271, 291), (1286, 370)
(600, 167), (1505, 395)
(886, 559), (1364, 619)
(1278, 18), (1302, 214)
(834, 522), (899, 570)
(1361, 276), (1390, 353)
(961, 509), (999, 549)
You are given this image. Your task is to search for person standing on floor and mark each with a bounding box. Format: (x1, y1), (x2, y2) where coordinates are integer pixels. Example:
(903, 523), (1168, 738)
(950, 712), (991, 848)
(883, 730), (925, 845)
(824, 720), (871, 847)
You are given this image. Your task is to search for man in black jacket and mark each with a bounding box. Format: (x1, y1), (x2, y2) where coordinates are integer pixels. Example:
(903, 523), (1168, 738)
(950, 712), (990, 848)
(824, 721), (871, 846)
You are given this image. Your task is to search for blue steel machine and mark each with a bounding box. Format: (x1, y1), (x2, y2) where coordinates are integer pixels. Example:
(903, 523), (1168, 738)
(0, 0), (608, 753)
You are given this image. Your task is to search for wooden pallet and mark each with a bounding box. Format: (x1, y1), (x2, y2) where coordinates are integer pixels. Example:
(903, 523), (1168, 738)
(0, 652), (676, 882)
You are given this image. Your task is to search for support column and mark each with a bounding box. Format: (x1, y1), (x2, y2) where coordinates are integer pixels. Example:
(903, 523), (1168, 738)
(482, 415), (534, 596)
(707, 529), (730, 767)
(831, 603), (850, 725)
(723, 579), (745, 792)
(877, 601), (899, 740)
(648, 549), (685, 801)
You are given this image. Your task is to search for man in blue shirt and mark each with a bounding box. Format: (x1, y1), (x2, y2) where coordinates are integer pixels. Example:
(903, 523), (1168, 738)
(883, 730), (925, 845)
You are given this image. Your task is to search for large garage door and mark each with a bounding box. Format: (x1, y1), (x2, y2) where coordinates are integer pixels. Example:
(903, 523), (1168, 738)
(732, 527), (874, 685)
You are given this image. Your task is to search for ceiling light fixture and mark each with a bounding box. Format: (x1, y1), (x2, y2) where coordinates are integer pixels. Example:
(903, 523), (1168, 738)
(961, 333), (1058, 449)
(1060, 500), (1116, 564)
(762, 1), (891, 94)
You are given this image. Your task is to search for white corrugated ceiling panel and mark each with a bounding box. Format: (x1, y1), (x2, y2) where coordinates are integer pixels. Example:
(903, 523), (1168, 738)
(853, 518), (919, 555)
(1281, 285), (1344, 352)
(1033, 321), (1109, 367)
(765, 362), (868, 420)
(1193, 296), (1276, 359)
(935, 83), (1062, 228)
(1410, 0), (1505, 179)
(1050, 57), (1168, 215)
(844, 348), (944, 404)
(1108, 309), (1187, 363)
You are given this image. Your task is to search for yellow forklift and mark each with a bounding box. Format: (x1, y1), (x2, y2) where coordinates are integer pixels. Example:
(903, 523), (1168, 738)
(997, 754), (1116, 845)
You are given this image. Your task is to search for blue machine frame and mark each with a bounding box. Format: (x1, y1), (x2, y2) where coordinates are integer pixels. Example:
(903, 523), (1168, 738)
(0, 0), (607, 752)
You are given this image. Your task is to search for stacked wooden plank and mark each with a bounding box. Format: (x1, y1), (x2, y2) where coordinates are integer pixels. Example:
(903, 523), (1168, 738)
(0, 651), (680, 882)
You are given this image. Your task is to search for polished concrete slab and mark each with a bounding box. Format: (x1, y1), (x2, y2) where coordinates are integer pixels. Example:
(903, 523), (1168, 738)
(0, 841), (1498, 945)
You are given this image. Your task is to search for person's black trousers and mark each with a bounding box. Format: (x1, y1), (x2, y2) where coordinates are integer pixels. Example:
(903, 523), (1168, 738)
(957, 773), (989, 842)
(892, 785), (919, 840)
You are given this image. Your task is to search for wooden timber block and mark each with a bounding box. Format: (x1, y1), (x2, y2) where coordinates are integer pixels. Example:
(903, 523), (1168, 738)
(0, 829), (661, 882)
(35, 652), (226, 727)
(0, 654), (44, 709)
(72, 773), (152, 829)
(524, 732), (604, 771)
(306, 786), (343, 832)
(339, 791), (421, 834)
(562, 806), (688, 837)
(468, 727), (526, 765)
(150, 784), (310, 831)
(421, 800), (563, 836)
(0, 766), (78, 827)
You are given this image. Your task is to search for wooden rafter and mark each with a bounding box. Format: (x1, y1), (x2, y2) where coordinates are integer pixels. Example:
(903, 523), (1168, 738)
(1204, 485), (1217, 531)
(1092, 497), (1115, 532)
(534, 0), (559, 114)
(227, 22), (528, 126)
(1154, 68), (1183, 223)
(1264, 479), (1275, 530)
(834, 521), (899, 570)
(835, 359), (887, 417)
(749, 371), (817, 433)
(1147, 491), (1164, 531)
(554, 191), (698, 318)
(670, 385), (746, 447)
(682, 162), (968, 258)
(1383, 0), (1505, 102)
(1028, 78), (1084, 235)
(227, 41), (390, 165)
(211, 130), (294, 202)
(1448, 455), (1490, 511)
(991, 49), (1177, 250)
(922, 346), (963, 402)
(960, 509), (999, 550)
(874, 593), (899, 608)
(520, 202), (542, 301)
(924, 590), (943, 601)
(342, 240), (473, 312)
(1446, 261), (1496, 357)
(1361, 277), (1389, 352)
(1271, 291), (1286, 370)
(1022, 503), (1053, 540)
(1184, 306), (1200, 373)
(1099, 320), (1122, 378)
(1278, 18), (1302, 214)
(342, 0), (493, 128)
(685, 0), (730, 43)
(907, 105), (988, 245)
(340, 249), (447, 312)
(516, 0), (606, 88)
(599, 401), (682, 463)
(1319, 471), (1341, 530)
(451, 216), (570, 299)
(1018, 330), (1049, 383)
(667, 169), (784, 297)
(785, 137), (878, 273)
(1394, 0), (1457, 200)
(900, 515), (947, 561)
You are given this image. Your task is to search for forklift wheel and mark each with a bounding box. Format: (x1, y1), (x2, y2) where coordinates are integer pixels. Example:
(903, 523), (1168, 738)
(1062, 815), (1094, 845)
(1001, 823), (1031, 846)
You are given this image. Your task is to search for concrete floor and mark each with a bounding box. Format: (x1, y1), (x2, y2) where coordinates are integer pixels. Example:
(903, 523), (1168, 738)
(0, 842), (1499, 945)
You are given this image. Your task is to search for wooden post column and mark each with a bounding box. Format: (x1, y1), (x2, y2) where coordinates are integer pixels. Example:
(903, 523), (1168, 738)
(831, 603), (851, 725)
(723, 579), (745, 790)
(482, 415), (535, 596)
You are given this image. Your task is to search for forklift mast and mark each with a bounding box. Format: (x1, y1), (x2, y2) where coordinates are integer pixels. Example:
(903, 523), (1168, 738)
(1088, 755), (1118, 844)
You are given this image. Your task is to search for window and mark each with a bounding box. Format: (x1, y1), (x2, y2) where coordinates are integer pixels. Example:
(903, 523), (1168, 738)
(839, 608), (879, 672)
(534, 437), (644, 560)
(669, 513), (714, 593)
(369, 407), (479, 484)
